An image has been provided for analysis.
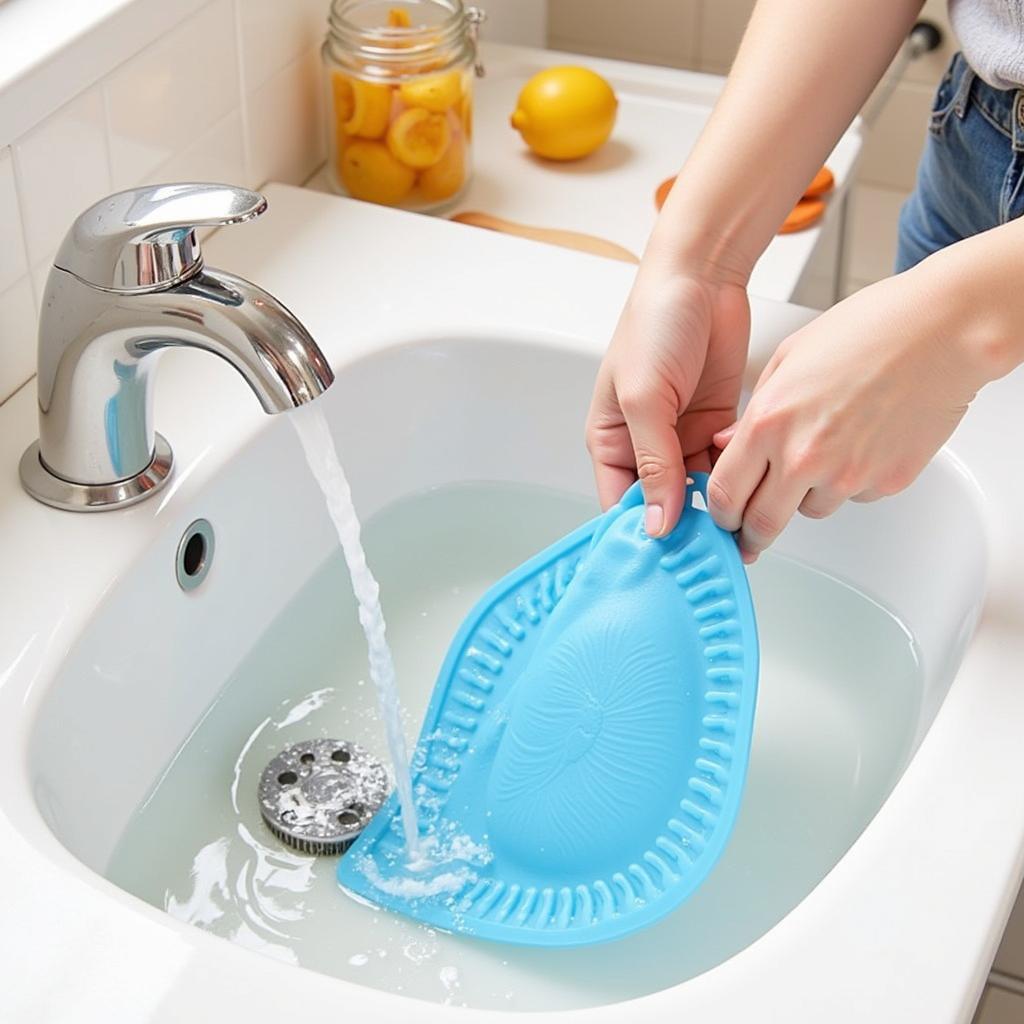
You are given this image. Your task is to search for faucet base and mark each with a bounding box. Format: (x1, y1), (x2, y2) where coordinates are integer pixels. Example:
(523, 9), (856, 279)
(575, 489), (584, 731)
(19, 434), (174, 512)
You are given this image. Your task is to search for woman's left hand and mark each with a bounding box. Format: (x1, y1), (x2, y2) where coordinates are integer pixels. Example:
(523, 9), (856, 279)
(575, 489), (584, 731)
(707, 266), (999, 563)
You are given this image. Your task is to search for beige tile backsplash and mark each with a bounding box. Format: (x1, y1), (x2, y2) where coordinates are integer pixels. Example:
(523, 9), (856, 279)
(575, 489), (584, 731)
(695, 0), (752, 73)
(549, 0), (699, 69)
(995, 884), (1024, 978)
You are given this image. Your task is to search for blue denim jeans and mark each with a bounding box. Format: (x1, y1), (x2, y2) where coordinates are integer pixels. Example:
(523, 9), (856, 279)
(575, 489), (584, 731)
(896, 52), (1024, 272)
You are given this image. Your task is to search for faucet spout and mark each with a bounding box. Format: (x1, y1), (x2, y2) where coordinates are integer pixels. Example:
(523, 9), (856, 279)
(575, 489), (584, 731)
(135, 269), (334, 415)
(34, 265), (334, 490)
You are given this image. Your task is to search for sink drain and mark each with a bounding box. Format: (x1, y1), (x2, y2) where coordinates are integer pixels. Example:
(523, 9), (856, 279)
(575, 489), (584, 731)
(258, 738), (389, 855)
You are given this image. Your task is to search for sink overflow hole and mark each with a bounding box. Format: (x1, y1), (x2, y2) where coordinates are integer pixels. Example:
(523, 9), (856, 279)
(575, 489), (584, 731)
(176, 519), (215, 592)
(182, 533), (204, 575)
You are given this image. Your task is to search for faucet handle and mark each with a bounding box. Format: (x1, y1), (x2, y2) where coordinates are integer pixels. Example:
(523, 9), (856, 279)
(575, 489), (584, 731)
(53, 182), (268, 293)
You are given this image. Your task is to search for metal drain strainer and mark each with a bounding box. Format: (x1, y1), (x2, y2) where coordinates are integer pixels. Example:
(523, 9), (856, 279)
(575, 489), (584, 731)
(258, 738), (389, 855)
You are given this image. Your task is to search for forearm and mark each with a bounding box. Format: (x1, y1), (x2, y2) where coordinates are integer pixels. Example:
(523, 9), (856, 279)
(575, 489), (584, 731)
(915, 217), (1024, 387)
(650, 0), (923, 283)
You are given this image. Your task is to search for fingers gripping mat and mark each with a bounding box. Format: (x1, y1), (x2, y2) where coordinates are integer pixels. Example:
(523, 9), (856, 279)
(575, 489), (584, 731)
(337, 475), (758, 946)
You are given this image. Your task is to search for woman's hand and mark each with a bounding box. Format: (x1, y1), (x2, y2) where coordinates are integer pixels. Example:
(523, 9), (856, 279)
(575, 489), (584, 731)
(708, 266), (999, 563)
(586, 264), (750, 537)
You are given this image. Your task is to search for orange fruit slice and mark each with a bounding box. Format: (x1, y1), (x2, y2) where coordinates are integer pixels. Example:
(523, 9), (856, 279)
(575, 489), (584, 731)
(332, 72), (355, 126)
(460, 88), (473, 141)
(343, 79), (393, 139)
(418, 137), (465, 202)
(779, 197), (826, 233)
(387, 107), (451, 168)
(339, 140), (415, 205)
(387, 7), (411, 27)
(399, 71), (462, 112)
(805, 166), (834, 198)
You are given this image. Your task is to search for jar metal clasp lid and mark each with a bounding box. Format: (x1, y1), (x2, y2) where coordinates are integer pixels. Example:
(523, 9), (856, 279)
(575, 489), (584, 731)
(467, 6), (486, 77)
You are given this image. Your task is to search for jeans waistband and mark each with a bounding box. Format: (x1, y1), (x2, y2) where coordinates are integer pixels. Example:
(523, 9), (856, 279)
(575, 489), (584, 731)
(956, 52), (1024, 151)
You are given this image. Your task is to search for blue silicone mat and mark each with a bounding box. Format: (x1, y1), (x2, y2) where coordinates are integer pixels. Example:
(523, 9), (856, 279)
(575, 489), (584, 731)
(337, 473), (758, 946)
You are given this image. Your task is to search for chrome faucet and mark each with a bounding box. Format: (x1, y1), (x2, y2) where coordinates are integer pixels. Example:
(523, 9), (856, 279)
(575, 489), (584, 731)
(18, 183), (334, 511)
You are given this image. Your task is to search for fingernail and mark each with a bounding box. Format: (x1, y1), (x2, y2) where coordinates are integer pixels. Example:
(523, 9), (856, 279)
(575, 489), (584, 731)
(644, 503), (664, 537)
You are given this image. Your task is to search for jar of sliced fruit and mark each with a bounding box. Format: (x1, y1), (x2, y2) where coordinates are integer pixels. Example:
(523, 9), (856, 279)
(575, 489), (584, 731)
(323, 0), (484, 211)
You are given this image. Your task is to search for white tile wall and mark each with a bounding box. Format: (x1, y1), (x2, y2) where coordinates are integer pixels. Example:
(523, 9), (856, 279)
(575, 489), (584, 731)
(0, 0), (336, 405)
(0, 149), (28, 294)
(13, 86), (111, 271)
(237, 0), (329, 95)
(246, 46), (326, 191)
(0, 276), (36, 401)
(145, 110), (248, 190)
(105, 0), (241, 189)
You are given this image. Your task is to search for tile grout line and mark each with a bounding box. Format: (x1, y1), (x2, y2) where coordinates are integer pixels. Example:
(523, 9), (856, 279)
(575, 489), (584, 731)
(4, 148), (33, 305)
(7, 142), (39, 311)
(691, 0), (703, 70)
(5, 145), (40, 400)
(231, 0), (256, 188)
(97, 79), (117, 194)
(989, 969), (1024, 997)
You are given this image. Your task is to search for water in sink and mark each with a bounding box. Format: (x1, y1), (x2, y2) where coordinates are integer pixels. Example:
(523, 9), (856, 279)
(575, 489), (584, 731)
(105, 481), (922, 1011)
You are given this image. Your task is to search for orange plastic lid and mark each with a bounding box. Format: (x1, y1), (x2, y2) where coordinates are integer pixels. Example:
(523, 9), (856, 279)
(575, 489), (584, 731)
(654, 175), (675, 210)
(804, 166), (834, 198)
(779, 197), (826, 233)
(654, 166), (831, 233)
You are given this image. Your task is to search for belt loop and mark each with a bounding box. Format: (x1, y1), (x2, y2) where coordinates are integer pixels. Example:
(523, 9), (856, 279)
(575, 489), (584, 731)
(953, 57), (975, 118)
(1013, 91), (1024, 151)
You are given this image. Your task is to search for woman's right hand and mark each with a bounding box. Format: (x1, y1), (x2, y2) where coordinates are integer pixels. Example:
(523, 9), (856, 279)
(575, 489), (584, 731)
(585, 260), (751, 538)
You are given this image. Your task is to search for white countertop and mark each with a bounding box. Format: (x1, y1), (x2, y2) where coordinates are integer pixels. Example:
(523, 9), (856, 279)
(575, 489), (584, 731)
(314, 43), (863, 304)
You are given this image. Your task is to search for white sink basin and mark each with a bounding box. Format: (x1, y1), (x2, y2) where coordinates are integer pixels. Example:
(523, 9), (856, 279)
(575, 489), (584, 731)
(1, 184), (1023, 1022)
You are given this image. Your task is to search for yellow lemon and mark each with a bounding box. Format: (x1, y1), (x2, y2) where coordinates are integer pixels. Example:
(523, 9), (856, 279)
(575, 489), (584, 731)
(399, 70), (462, 112)
(387, 107), (451, 168)
(343, 79), (393, 139)
(339, 140), (415, 205)
(510, 66), (617, 160)
(418, 136), (466, 202)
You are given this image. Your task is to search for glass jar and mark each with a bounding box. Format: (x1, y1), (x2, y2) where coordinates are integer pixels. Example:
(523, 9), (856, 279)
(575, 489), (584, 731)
(322, 0), (484, 212)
